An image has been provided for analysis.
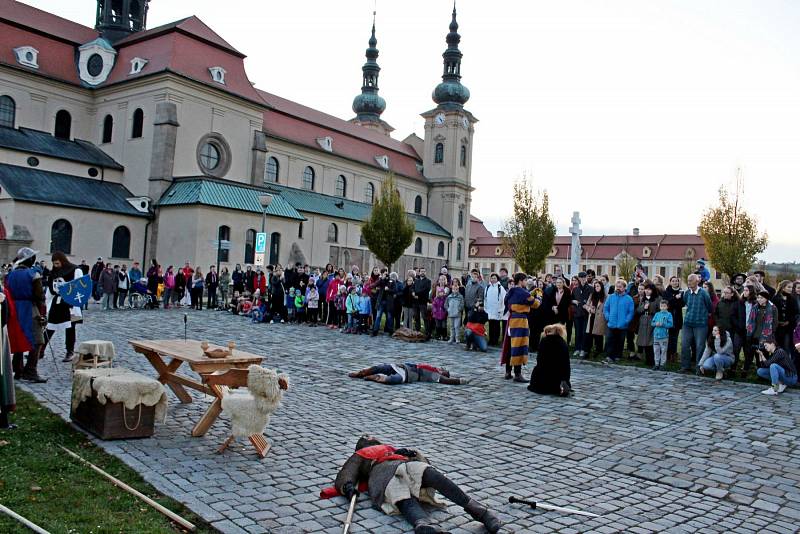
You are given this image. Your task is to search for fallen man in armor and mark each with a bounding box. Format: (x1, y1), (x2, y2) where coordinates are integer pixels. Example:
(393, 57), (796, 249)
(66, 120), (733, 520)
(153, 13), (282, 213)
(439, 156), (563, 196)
(348, 362), (469, 385)
(322, 435), (501, 533)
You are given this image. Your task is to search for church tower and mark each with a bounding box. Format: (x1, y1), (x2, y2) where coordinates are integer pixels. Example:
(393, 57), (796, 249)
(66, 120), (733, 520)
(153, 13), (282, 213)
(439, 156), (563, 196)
(95, 0), (150, 43)
(422, 5), (476, 271)
(350, 16), (394, 136)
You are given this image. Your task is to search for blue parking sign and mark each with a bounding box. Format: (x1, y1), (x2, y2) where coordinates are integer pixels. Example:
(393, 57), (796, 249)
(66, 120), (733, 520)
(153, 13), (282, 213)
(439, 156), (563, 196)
(255, 232), (267, 254)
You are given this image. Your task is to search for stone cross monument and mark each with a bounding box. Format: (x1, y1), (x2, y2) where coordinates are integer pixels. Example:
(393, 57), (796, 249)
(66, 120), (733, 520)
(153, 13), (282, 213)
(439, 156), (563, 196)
(569, 211), (582, 276)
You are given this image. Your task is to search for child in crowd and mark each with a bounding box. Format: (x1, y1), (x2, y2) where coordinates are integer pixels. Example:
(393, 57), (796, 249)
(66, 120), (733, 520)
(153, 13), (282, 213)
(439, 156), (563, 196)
(345, 286), (359, 333)
(294, 288), (306, 324)
(286, 288), (296, 323)
(464, 300), (489, 352)
(307, 285), (319, 326)
(357, 287), (372, 333)
(446, 281), (465, 343)
(335, 285), (348, 329)
(651, 299), (673, 371)
(432, 286), (448, 340)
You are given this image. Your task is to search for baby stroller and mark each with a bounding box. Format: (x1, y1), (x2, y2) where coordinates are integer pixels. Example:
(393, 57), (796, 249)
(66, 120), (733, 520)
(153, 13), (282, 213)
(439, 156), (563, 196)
(129, 278), (158, 309)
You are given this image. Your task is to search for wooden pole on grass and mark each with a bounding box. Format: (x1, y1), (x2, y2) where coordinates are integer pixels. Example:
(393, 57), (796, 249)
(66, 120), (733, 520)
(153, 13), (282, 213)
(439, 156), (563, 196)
(59, 446), (196, 532)
(0, 503), (52, 534)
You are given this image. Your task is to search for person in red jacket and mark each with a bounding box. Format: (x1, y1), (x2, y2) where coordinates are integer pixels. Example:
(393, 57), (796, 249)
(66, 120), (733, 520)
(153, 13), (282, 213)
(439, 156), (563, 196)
(326, 272), (343, 327)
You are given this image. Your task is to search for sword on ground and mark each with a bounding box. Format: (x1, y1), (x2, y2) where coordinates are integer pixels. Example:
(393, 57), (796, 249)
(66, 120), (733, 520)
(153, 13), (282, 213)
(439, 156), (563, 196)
(509, 496), (600, 518)
(342, 494), (357, 534)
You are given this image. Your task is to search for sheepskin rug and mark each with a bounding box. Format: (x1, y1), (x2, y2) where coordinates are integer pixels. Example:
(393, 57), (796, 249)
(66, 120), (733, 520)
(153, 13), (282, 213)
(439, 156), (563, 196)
(221, 365), (288, 438)
(72, 368), (168, 423)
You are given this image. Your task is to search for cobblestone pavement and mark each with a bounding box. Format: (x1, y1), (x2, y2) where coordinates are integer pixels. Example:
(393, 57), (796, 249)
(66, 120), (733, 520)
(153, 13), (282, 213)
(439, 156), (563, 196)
(19, 307), (800, 533)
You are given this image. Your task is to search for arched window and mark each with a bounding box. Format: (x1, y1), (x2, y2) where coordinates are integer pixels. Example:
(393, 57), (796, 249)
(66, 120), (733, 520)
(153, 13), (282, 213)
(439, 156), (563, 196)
(50, 219), (72, 254)
(0, 95), (15, 128)
(217, 225), (230, 262)
(458, 210), (464, 229)
(414, 195), (423, 214)
(327, 223), (338, 243)
(335, 175), (347, 197)
(414, 238), (423, 254)
(111, 225), (131, 258)
(437, 241), (445, 257)
(434, 142), (444, 163)
(302, 166), (315, 190)
(244, 229), (256, 264)
(460, 145), (467, 167)
(131, 108), (144, 138)
(364, 182), (375, 204)
(102, 114), (113, 144)
(54, 110), (71, 139)
(264, 156), (279, 183)
(269, 232), (281, 265)
(456, 242), (463, 261)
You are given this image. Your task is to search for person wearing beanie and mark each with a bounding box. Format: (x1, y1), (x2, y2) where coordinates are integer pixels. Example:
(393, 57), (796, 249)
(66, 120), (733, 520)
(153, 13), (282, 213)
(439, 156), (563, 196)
(695, 259), (711, 284)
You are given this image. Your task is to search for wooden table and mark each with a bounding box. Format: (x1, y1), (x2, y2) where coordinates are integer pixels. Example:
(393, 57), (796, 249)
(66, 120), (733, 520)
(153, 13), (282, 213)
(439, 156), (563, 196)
(129, 339), (263, 437)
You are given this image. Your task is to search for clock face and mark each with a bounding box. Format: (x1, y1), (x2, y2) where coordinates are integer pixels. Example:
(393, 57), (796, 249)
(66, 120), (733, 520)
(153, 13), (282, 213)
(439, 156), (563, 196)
(435, 113), (445, 125)
(461, 117), (469, 128)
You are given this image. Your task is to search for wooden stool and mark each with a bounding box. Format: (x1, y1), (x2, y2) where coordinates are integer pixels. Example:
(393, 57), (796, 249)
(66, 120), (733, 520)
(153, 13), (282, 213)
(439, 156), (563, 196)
(75, 340), (115, 370)
(204, 368), (272, 458)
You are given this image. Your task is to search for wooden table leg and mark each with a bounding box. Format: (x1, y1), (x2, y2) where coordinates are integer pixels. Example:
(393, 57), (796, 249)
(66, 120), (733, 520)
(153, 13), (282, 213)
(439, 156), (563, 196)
(191, 397), (222, 437)
(141, 350), (193, 404)
(249, 434), (270, 458)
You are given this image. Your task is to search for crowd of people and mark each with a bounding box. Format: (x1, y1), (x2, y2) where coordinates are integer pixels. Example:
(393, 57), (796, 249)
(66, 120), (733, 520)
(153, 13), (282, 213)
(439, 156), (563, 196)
(2, 250), (799, 418)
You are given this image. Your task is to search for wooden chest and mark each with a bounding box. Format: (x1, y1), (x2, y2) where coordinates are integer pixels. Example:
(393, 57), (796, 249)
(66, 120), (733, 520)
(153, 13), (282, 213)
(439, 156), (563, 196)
(71, 390), (156, 440)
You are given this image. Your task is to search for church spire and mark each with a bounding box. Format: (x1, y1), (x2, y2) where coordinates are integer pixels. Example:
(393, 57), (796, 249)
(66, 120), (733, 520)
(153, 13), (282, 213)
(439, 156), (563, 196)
(352, 13), (386, 124)
(432, 3), (470, 109)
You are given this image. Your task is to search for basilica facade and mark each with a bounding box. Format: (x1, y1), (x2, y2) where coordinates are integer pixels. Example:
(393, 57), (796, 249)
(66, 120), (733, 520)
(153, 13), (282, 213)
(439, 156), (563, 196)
(0, 0), (475, 275)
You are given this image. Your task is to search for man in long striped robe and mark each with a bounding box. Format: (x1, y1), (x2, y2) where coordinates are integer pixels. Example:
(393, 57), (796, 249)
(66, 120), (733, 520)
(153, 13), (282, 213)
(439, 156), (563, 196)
(501, 273), (541, 382)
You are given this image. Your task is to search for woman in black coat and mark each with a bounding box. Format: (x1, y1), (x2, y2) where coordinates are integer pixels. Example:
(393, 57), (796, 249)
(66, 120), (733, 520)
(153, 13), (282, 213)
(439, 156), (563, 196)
(528, 323), (571, 397)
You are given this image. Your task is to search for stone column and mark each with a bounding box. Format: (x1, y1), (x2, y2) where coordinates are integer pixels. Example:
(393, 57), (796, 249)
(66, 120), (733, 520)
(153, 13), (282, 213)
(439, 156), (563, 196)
(146, 102), (179, 264)
(250, 131), (268, 186)
(569, 211), (582, 277)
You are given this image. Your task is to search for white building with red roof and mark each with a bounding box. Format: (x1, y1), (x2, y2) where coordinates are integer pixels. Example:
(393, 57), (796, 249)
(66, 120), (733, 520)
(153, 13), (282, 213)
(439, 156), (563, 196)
(0, 0), (475, 275)
(469, 217), (721, 282)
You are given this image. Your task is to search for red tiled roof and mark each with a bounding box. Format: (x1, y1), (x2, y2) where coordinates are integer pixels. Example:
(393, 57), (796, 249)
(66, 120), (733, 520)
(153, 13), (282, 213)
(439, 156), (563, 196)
(258, 90), (425, 180)
(105, 31), (263, 103)
(470, 217), (493, 239)
(470, 231), (707, 262)
(0, 0), (98, 44)
(115, 16), (243, 57)
(0, 4), (262, 104)
(258, 90), (422, 160)
(0, 20), (84, 84)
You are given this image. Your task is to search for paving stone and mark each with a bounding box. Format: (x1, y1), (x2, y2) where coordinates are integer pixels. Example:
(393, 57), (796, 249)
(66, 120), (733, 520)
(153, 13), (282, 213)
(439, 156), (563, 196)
(17, 307), (797, 534)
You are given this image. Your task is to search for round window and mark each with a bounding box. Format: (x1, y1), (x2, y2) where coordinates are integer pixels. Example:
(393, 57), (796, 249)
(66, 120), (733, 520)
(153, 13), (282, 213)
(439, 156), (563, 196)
(199, 142), (220, 171)
(27, 156), (40, 167)
(87, 54), (104, 77)
(195, 133), (231, 177)
(88, 167), (99, 177)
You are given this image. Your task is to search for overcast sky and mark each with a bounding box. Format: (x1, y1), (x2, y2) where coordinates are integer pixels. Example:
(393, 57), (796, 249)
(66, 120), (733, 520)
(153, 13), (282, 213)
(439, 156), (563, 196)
(23, 0), (800, 262)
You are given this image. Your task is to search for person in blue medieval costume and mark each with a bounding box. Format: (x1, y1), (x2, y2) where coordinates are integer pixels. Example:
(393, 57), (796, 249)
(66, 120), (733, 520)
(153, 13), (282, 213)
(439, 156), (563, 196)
(4, 247), (47, 384)
(501, 272), (541, 382)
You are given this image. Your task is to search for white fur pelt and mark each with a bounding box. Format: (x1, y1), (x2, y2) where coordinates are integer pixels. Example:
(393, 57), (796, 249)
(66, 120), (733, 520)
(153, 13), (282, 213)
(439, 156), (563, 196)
(72, 368), (168, 423)
(221, 365), (288, 438)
